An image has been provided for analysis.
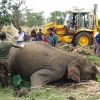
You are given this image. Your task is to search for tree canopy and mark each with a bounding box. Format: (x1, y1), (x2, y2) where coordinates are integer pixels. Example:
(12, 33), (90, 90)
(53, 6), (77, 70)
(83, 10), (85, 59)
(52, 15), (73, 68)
(0, 0), (11, 29)
(25, 9), (45, 27)
(47, 11), (66, 24)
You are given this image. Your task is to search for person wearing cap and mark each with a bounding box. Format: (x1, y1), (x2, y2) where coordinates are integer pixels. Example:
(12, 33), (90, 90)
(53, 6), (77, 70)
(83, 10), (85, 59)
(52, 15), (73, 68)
(0, 33), (24, 87)
(48, 28), (58, 47)
(14, 27), (28, 44)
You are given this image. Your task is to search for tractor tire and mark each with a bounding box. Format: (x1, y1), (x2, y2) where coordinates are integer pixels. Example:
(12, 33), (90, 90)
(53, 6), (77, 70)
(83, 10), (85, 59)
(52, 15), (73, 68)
(73, 32), (92, 46)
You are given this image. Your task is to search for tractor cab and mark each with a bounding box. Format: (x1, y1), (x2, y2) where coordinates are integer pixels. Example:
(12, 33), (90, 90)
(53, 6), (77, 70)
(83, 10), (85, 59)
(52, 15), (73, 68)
(64, 10), (92, 34)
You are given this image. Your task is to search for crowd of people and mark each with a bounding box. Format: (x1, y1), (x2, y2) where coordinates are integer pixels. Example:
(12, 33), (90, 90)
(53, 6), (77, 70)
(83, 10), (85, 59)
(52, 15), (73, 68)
(14, 27), (58, 47)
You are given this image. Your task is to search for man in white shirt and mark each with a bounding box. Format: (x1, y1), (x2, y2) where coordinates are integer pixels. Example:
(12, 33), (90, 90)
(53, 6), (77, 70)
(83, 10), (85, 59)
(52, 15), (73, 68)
(14, 28), (28, 44)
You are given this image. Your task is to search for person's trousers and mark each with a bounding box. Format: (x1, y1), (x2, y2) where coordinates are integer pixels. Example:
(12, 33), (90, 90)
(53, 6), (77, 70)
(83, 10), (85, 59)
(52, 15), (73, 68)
(0, 60), (10, 77)
(16, 41), (23, 44)
(96, 43), (100, 56)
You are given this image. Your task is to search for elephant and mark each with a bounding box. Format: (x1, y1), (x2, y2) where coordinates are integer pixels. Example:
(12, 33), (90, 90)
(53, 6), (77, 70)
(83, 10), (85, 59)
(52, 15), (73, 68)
(10, 41), (100, 91)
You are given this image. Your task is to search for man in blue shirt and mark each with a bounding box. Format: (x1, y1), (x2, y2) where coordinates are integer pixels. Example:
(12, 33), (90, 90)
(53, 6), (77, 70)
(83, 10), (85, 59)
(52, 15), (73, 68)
(95, 28), (100, 56)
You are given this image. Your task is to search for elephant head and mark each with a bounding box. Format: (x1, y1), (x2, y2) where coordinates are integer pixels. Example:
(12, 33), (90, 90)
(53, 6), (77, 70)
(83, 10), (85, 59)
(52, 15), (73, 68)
(67, 54), (100, 82)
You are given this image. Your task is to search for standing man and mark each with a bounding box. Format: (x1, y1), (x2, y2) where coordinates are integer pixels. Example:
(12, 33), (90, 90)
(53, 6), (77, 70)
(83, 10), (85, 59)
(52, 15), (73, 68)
(48, 28), (58, 47)
(94, 28), (99, 55)
(14, 27), (28, 44)
(37, 29), (43, 41)
(0, 33), (24, 87)
(95, 28), (100, 56)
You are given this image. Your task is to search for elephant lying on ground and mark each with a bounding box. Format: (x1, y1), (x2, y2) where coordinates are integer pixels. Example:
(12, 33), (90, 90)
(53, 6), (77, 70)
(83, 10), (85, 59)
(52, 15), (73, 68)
(10, 41), (100, 91)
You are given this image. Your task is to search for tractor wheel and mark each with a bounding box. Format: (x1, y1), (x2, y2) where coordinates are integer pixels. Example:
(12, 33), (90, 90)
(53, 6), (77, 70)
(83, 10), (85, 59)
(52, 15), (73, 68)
(73, 32), (92, 46)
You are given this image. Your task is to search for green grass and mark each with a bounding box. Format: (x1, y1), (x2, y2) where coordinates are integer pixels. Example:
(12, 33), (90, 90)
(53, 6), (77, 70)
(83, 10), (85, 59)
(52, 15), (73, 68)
(1, 86), (100, 100)
(86, 54), (100, 63)
(29, 87), (68, 100)
(0, 86), (68, 100)
(0, 54), (100, 100)
(86, 54), (100, 67)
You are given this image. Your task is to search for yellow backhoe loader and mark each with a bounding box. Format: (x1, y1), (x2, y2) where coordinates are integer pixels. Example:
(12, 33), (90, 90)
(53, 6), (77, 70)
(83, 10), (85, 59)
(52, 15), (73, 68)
(41, 4), (99, 46)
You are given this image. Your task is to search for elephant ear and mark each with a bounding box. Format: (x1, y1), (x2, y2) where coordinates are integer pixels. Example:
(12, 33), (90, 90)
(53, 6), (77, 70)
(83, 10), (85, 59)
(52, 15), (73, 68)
(68, 60), (80, 82)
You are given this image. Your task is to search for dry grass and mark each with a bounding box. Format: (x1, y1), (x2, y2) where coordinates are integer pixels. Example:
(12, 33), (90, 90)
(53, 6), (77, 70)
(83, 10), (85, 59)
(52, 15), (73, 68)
(58, 43), (94, 55)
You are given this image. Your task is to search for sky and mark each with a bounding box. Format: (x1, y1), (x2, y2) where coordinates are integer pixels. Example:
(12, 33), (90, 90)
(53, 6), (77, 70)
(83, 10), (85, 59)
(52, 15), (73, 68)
(26, 0), (100, 18)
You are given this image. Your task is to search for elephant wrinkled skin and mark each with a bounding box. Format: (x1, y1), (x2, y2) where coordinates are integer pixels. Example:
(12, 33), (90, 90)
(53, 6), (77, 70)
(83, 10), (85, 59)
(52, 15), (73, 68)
(10, 41), (100, 91)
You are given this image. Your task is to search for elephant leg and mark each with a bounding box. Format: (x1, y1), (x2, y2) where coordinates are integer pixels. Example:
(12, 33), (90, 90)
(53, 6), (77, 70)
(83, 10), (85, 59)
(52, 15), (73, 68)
(30, 68), (60, 92)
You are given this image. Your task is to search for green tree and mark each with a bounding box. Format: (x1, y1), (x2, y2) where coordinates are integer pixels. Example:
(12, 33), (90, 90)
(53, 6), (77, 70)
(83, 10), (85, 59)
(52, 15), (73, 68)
(0, 0), (27, 29)
(47, 11), (66, 24)
(0, 0), (11, 29)
(25, 9), (45, 27)
(8, 0), (27, 28)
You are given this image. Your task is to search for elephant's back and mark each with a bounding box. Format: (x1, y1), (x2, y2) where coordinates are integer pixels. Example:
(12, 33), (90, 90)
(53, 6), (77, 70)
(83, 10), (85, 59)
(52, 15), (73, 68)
(20, 41), (65, 57)
(23, 41), (58, 54)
